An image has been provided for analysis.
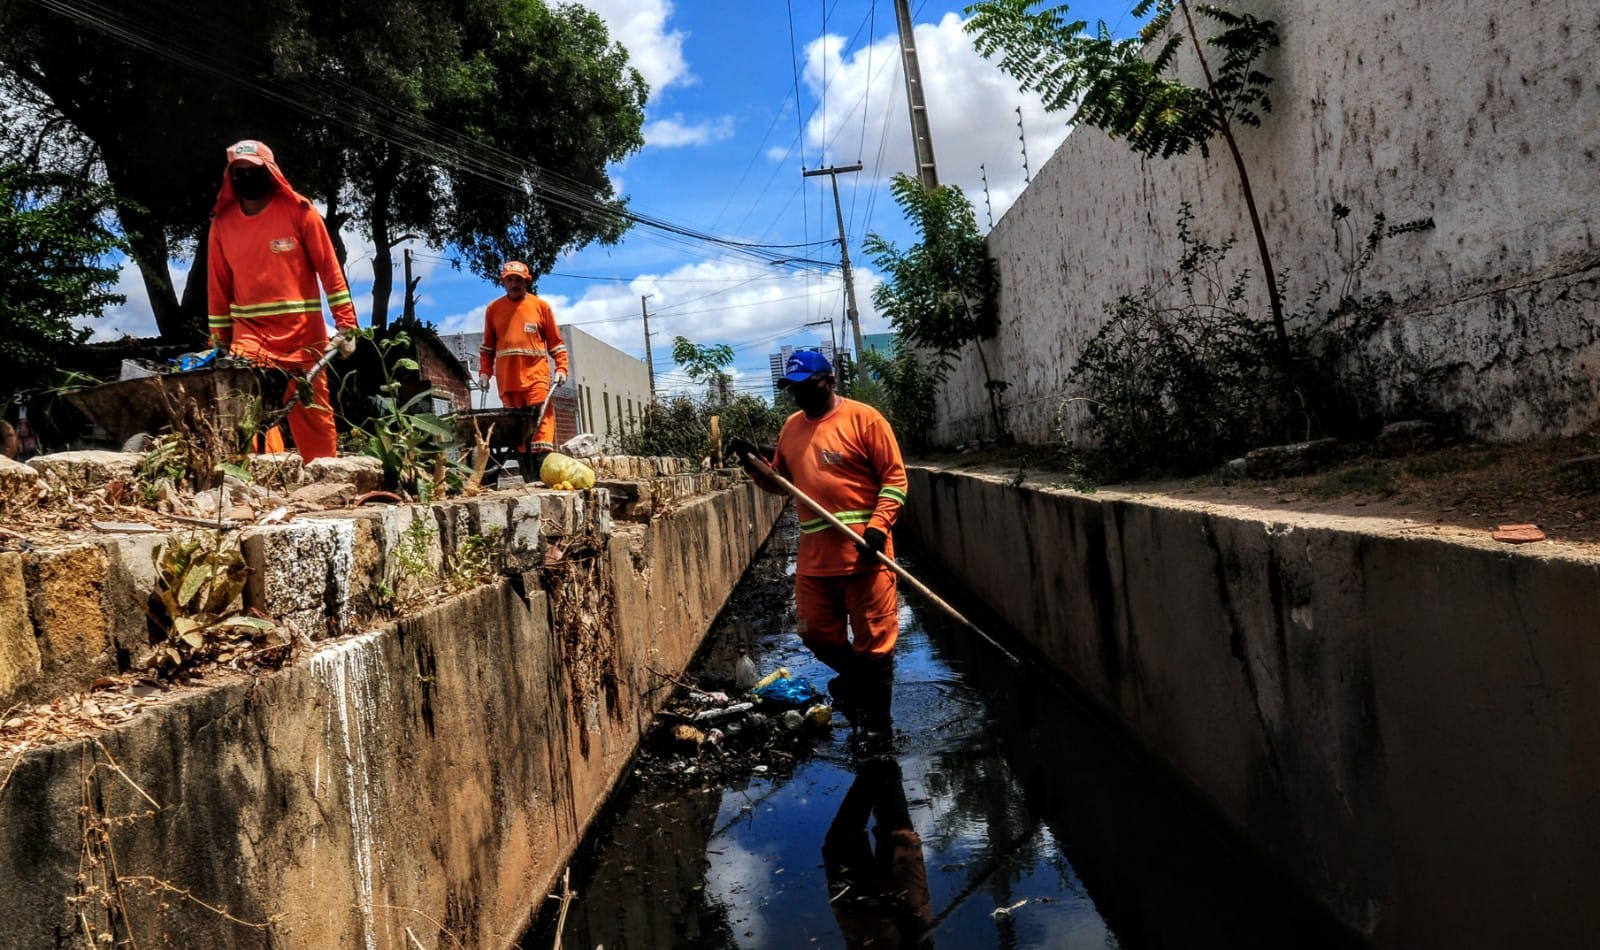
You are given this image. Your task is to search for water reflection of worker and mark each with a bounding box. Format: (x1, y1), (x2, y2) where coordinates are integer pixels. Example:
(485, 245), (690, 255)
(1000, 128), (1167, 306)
(478, 260), (568, 469)
(824, 757), (933, 948)
(206, 139), (358, 461)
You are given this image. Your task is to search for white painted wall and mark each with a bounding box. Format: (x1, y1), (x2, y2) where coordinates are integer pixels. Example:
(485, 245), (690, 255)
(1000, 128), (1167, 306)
(936, 0), (1600, 445)
(562, 326), (652, 449)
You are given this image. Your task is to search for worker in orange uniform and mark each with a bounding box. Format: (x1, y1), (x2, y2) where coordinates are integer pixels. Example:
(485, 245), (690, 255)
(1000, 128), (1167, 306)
(207, 139), (357, 462)
(730, 350), (908, 751)
(478, 261), (569, 471)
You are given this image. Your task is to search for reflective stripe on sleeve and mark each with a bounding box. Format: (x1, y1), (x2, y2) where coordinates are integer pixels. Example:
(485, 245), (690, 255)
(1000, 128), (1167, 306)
(326, 290), (352, 306)
(878, 486), (907, 504)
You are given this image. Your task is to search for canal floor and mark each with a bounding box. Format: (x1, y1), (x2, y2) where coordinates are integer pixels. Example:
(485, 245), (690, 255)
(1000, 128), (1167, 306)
(522, 516), (1360, 949)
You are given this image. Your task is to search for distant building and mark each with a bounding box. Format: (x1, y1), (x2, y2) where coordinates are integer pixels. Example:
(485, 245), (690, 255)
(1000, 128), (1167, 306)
(861, 333), (896, 356)
(563, 326), (652, 451)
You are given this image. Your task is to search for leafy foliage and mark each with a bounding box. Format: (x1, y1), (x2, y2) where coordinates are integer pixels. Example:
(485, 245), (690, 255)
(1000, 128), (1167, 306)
(0, 164), (125, 404)
(856, 342), (941, 450)
(346, 329), (461, 498)
(1072, 205), (1293, 476)
(1070, 203), (1432, 478)
(864, 174), (1007, 439)
(965, 0), (1278, 157)
(623, 393), (786, 464)
(671, 336), (735, 401)
(0, 0), (647, 337)
(142, 533), (278, 676)
(965, 0), (1288, 351)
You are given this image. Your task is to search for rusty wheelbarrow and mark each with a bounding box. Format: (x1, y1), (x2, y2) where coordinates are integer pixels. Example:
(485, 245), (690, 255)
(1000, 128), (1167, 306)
(64, 365), (273, 452)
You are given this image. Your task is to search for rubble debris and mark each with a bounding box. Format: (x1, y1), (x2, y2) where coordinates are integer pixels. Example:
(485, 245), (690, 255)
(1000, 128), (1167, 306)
(1492, 523), (1545, 544)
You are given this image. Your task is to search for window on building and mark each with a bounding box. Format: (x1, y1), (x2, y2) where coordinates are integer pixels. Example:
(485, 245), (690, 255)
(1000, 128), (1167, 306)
(584, 386), (595, 435)
(602, 391), (612, 435)
(626, 398), (634, 431)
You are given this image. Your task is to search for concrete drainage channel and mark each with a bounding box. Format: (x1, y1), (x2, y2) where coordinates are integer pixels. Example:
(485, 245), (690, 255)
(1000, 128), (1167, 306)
(518, 512), (1359, 949)
(0, 460), (783, 948)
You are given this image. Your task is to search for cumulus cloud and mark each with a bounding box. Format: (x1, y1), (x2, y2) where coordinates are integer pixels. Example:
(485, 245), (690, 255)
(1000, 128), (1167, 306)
(643, 113), (736, 149)
(798, 12), (1073, 224)
(577, 0), (692, 98)
(533, 255), (888, 397)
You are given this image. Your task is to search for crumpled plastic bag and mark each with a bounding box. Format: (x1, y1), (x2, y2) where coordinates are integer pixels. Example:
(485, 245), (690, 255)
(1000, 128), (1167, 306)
(752, 674), (825, 709)
(170, 349), (220, 373)
(561, 432), (603, 458)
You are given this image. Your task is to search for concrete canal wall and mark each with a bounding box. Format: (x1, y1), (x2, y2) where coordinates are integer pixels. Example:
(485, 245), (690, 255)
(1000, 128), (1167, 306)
(902, 465), (1600, 949)
(0, 469), (783, 948)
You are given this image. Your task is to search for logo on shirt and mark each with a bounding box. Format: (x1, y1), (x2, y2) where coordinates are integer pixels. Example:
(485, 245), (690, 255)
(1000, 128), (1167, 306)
(820, 450), (844, 465)
(269, 237), (297, 253)
(523, 323), (536, 334)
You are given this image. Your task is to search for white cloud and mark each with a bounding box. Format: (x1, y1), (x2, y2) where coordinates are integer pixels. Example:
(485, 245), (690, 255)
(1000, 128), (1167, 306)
(798, 12), (1073, 224)
(536, 255), (889, 397)
(643, 113), (736, 149)
(577, 0), (692, 98)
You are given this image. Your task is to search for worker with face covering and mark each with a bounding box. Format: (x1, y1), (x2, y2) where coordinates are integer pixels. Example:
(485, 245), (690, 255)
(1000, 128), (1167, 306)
(478, 260), (569, 470)
(206, 139), (358, 461)
(729, 350), (909, 752)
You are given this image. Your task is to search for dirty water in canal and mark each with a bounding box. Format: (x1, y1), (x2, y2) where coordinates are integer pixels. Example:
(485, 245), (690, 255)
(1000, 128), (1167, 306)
(522, 514), (1359, 949)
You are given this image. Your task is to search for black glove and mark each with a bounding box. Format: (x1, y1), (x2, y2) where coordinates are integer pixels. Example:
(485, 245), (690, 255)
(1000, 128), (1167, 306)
(726, 437), (766, 472)
(858, 527), (887, 559)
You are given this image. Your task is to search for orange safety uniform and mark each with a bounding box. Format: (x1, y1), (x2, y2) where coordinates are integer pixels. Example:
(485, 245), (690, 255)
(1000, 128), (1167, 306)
(757, 398), (908, 659)
(207, 144), (356, 462)
(479, 293), (569, 451)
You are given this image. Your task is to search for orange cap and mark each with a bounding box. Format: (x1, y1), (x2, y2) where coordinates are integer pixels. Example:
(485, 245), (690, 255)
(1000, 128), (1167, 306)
(226, 139), (274, 167)
(501, 261), (532, 281)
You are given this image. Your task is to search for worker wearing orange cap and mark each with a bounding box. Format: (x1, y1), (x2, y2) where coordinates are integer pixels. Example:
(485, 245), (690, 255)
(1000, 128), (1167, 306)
(478, 261), (569, 465)
(207, 139), (358, 461)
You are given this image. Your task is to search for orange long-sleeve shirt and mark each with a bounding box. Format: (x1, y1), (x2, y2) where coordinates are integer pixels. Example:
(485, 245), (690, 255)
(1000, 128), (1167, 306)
(757, 398), (908, 577)
(479, 294), (569, 393)
(207, 195), (356, 368)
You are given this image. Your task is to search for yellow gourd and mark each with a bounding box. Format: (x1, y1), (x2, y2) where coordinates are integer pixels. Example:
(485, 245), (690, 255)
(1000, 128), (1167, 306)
(540, 452), (596, 490)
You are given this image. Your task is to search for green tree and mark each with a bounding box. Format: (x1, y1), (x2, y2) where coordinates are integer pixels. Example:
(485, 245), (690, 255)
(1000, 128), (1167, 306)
(671, 336), (735, 402)
(0, 0), (646, 337)
(0, 164), (126, 404)
(857, 341), (940, 450)
(863, 174), (1007, 439)
(965, 0), (1286, 353)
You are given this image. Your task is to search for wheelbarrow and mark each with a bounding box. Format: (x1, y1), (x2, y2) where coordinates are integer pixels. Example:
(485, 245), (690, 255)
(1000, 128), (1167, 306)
(447, 406), (548, 482)
(64, 364), (272, 453)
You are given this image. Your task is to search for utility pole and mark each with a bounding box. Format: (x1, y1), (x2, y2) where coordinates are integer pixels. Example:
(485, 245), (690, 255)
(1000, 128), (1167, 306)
(802, 163), (865, 384)
(402, 248), (420, 323)
(893, 0), (939, 190)
(640, 295), (656, 402)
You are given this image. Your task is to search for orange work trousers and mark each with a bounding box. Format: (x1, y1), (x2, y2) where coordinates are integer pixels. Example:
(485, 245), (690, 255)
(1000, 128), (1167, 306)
(278, 371), (338, 462)
(502, 379), (556, 452)
(795, 566), (900, 659)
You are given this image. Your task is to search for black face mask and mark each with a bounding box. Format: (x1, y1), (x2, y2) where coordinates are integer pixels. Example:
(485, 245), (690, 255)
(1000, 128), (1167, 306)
(230, 166), (274, 201)
(790, 378), (833, 415)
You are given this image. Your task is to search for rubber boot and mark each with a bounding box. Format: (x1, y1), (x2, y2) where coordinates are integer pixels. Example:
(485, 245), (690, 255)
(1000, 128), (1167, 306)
(807, 643), (859, 724)
(852, 655), (896, 755)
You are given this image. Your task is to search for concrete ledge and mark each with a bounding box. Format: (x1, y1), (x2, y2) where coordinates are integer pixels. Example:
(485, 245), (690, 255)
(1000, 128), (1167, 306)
(0, 476), (784, 947)
(901, 465), (1600, 948)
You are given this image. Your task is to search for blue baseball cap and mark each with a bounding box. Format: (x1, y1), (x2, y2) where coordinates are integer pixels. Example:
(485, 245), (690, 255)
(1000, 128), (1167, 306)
(777, 349), (834, 388)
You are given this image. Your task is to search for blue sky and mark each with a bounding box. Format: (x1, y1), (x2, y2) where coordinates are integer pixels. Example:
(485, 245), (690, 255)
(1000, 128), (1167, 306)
(97, 0), (1135, 398)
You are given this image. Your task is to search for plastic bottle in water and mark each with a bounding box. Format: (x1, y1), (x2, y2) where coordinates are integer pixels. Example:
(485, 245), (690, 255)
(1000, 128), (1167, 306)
(734, 650), (758, 691)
